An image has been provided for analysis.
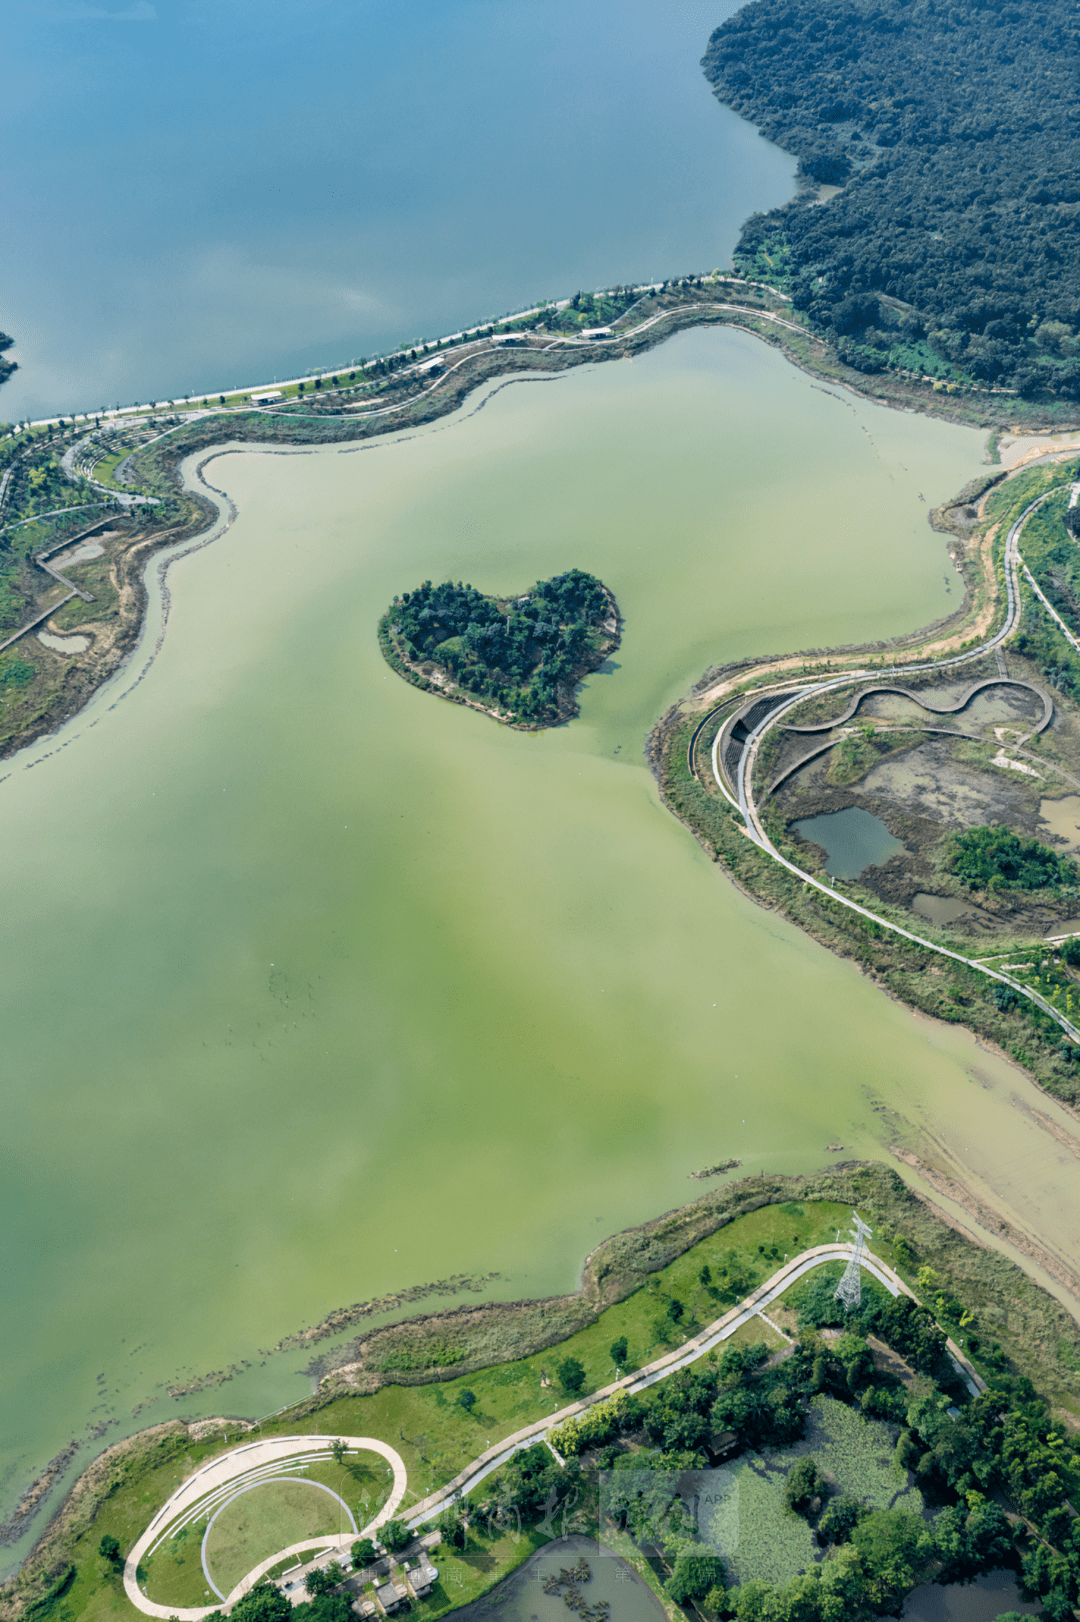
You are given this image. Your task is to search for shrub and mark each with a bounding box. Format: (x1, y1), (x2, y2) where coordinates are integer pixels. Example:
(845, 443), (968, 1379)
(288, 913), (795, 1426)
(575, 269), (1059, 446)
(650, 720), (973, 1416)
(948, 825), (1078, 892)
(304, 1563), (344, 1596)
(818, 1496), (866, 1545)
(557, 1356), (586, 1394)
(783, 1456), (827, 1517)
(666, 1548), (727, 1604)
(551, 1390), (635, 1455)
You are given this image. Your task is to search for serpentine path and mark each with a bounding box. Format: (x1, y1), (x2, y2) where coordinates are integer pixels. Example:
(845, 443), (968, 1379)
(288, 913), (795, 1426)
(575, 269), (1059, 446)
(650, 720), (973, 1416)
(705, 484), (1080, 1045)
(123, 1243), (977, 1620)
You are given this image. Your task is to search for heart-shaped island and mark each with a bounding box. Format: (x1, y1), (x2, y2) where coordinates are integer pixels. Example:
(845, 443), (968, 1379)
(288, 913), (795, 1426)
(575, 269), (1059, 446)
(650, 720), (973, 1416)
(379, 568), (621, 729)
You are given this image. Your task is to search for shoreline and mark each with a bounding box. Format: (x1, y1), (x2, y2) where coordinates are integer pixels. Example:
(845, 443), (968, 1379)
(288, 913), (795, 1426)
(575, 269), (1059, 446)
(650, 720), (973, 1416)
(2, 287), (1071, 776)
(3, 303), (1080, 1601)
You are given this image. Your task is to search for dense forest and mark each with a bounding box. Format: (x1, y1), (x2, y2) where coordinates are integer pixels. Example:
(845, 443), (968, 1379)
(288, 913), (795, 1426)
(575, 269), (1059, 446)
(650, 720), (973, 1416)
(380, 569), (618, 727)
(702, 0), (1080, 397)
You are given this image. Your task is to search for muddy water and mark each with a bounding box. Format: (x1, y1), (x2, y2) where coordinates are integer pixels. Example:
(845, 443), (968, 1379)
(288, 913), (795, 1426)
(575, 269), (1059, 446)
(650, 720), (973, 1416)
(5, 328), (1080, 1560)
(793, 807), (906, 879)
(1040, 795), (1080, 848)
(451, 1539), (663, 1622)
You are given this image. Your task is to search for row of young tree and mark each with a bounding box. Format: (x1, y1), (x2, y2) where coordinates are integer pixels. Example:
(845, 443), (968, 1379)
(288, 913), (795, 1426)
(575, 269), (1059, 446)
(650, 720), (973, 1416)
(702, 0), (1080, 396)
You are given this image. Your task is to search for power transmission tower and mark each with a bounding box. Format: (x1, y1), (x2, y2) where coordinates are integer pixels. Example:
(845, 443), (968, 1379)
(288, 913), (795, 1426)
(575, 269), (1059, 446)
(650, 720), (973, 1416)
(834, 1211), (873, 1311)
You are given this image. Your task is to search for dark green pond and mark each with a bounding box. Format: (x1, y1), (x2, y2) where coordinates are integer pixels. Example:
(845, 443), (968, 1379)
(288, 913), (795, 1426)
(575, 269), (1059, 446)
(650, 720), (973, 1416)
(794, 806), (905, 879)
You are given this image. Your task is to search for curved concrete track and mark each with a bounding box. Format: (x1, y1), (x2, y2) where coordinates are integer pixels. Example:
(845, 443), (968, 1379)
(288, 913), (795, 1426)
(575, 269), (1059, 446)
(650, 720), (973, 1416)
(782, 677), (1052, 735)
(124, 1435), (406, 1620)
(200, 1478), (358, 1601)
(397, 1242), (981, 1533)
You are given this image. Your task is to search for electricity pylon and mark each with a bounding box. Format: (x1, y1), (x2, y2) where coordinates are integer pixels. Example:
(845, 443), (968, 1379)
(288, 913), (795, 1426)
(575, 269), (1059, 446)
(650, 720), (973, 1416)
(834, 1211), (873, 1310)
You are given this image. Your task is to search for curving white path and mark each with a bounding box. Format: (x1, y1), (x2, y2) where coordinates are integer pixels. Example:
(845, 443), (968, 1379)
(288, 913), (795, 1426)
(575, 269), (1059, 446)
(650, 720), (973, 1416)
(124, 1436), (406, 1621)
(123, 1246), (980, 1619)
(398, 1241), (981, 1533)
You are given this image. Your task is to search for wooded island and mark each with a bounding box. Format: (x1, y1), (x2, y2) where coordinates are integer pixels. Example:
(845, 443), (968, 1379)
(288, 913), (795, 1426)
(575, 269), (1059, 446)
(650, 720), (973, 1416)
(378, 569), (620, 728)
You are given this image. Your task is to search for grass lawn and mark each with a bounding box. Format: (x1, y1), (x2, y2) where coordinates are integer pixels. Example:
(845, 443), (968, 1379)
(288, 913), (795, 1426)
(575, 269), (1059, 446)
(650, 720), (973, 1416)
(206, 1479), (342, 1595)
(143, 1448), (393, 1606)
(249, 1200), (864, 1510)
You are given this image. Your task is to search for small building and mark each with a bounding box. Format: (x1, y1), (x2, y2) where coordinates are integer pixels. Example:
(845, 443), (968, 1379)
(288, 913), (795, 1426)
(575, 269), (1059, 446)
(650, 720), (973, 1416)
(404, 1559), (439, 1598)
(418, 358), (444, 374)
(374, 1581), (409, 1614)
(704, 1428), (738, 1466)
(490, 333), (523, 345)
(252, 390), (283, 405)
(581, 327), (613, 339)
(352, 1602), (378, 1620)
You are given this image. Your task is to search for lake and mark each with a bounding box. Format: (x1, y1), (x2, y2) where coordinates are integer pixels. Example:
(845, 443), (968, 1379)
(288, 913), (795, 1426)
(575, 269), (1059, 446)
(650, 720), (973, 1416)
(0, 0), (796, 422)
(7, 327), (1080, 1564)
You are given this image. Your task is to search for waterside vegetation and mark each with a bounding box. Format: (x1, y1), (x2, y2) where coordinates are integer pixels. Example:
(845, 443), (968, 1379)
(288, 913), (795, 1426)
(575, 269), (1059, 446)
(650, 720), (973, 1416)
(653, 453), (1080, 1134)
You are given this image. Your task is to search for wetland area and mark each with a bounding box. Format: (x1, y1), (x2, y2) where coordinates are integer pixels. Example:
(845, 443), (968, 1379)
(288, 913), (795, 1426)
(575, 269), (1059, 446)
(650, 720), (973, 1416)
(7, 328), (1080, 1567)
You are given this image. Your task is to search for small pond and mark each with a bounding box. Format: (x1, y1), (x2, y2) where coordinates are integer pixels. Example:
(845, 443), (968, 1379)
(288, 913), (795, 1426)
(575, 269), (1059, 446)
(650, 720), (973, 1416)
(912, 894), (975, 927)
(450, 1537), (663, 1622)
(902, 1568), (1037, 1622)
(793, 806), (905, 879)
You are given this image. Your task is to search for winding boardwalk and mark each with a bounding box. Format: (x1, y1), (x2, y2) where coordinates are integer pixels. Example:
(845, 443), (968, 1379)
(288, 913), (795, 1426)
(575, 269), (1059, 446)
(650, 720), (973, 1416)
(781, 677), (1053, 735)
(122, 1244), (977, 1620)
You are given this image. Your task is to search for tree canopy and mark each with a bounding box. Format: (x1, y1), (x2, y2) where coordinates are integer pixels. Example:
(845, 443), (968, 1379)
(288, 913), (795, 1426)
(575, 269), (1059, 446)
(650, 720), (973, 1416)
(0, 331), (15, 391)
(702, 0), (1080, 397)
(381, 569), (618, 727)
(948, 824), (1079, 892)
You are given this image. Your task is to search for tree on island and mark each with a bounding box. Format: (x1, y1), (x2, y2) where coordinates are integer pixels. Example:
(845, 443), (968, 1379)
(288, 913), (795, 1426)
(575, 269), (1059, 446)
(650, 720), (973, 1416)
(380, 569), (618, 729)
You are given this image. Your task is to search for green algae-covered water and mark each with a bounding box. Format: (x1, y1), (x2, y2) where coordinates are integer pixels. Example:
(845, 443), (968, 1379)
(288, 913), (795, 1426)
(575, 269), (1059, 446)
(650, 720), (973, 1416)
(6, 328), (1080, 1560)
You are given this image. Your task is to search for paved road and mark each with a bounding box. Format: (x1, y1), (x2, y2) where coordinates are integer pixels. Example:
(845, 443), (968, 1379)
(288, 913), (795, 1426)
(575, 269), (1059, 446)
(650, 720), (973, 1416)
(396, 1240), (981, 1537)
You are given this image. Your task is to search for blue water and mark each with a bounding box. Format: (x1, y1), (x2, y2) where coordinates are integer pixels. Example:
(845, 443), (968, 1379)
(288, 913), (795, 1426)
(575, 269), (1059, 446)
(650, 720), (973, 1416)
(794, 807), (906, 879)
(1, 1), (796, 422)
